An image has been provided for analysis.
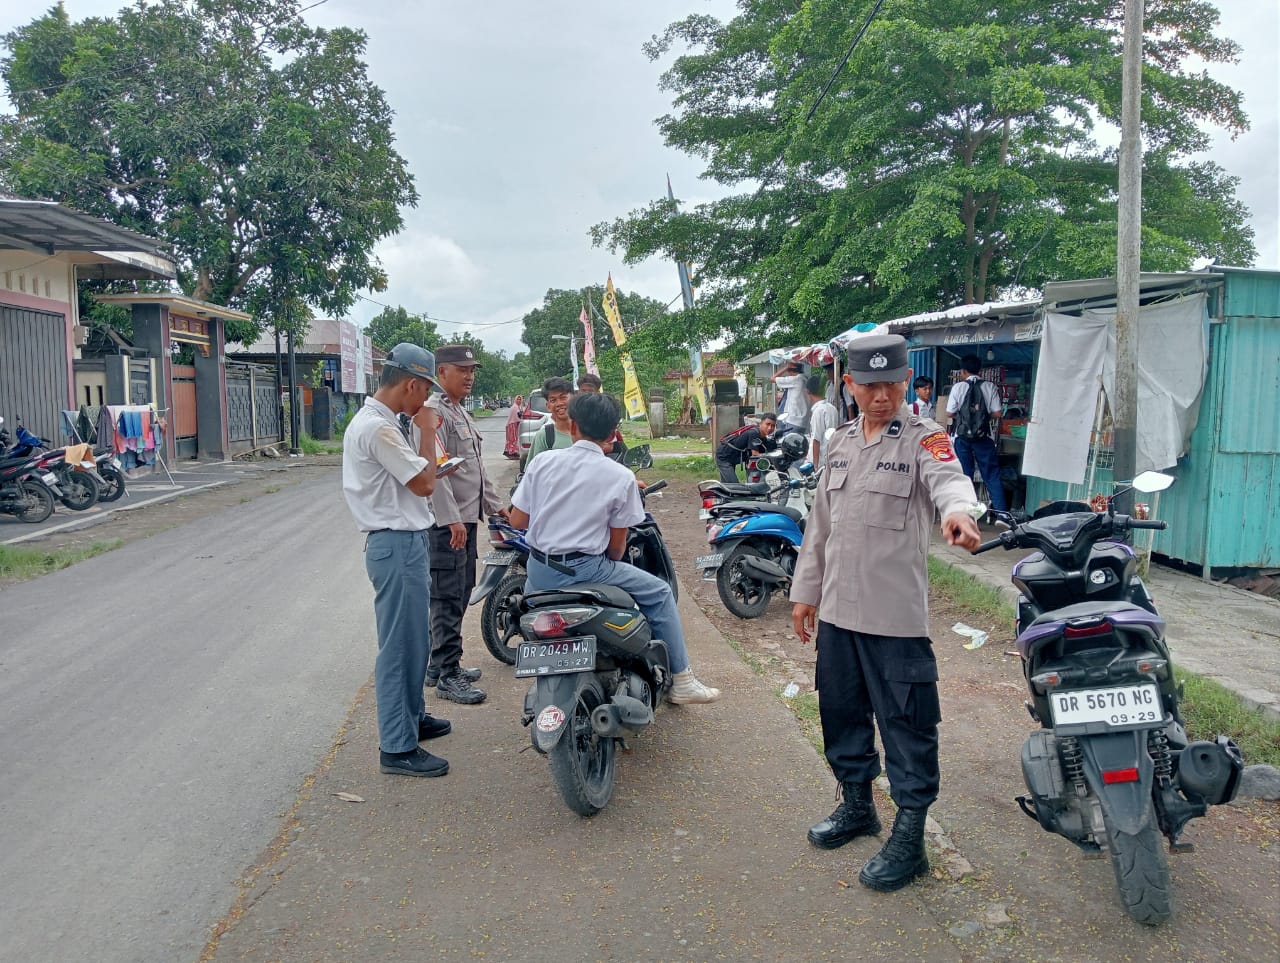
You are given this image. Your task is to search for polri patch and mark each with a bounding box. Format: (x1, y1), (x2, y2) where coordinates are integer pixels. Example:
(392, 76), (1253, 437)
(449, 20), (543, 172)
(921, 431), (956, 462)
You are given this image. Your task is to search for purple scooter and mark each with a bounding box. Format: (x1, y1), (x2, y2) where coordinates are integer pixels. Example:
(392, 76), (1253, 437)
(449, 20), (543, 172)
(974, 471), (1242, 926)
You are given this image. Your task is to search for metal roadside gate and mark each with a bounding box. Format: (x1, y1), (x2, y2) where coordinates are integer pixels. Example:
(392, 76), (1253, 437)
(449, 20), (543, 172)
(0, 305), (69, 442)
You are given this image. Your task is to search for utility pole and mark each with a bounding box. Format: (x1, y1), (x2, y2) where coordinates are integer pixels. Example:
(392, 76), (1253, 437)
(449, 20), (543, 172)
(1113, 0), (1144, 500)
(287, 325), (301, 454)
(274, 328), (284, 447)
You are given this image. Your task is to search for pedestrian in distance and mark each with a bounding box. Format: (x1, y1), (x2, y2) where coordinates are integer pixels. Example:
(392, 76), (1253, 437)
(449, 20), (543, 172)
(771, 361), (810, 435)
(425, 344), (506, 705)
(790, 333), (982, 892)
(945, 355), (1007, 514)
(341, 343), (452, 778)
(714, 413), (777, 484)
(503, 393), (524, 459)
(525, 376), (574, 467)
(909, 376), (935, 421)
(806, 374), (838, 468)
(574, 372), (627, 459)
(509, 391), (721, 704)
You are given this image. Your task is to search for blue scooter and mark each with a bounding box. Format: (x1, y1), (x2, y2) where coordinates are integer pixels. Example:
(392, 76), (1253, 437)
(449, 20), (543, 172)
(470, 517), (533, 665)
(697, 495), (805, 619)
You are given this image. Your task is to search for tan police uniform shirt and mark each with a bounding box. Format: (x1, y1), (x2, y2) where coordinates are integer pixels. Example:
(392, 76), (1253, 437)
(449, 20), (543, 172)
(426, 394), (503, 526)
(790, 404), (977, 637)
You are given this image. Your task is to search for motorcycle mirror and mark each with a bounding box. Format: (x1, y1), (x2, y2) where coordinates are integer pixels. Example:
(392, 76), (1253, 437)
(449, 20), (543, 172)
(1130, 470), (1175, 494)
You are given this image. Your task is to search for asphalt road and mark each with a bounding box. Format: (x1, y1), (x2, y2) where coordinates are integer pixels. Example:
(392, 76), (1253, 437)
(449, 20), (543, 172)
(0, 410), (511, 962)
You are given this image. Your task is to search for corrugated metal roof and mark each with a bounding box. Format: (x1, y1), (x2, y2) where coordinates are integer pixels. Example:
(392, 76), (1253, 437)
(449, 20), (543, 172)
(883, 300), (1038, 330)
(0, 198), (169, 257)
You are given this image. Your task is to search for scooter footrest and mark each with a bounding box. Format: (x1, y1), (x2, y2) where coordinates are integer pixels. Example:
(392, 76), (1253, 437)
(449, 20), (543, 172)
(1169, 841), (1195, 854)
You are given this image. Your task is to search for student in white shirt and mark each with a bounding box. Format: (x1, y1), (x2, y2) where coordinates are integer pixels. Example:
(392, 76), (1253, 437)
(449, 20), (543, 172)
(509, 392), (720, 704)
(806, 375), (838, 467)
(909, 376), (935, 420)
(772, 362), (810, 434)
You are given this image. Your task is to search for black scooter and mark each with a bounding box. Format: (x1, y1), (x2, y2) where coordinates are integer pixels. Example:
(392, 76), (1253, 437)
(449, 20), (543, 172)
(975, 471), (1243, 925)
(513, 481), (677, 816)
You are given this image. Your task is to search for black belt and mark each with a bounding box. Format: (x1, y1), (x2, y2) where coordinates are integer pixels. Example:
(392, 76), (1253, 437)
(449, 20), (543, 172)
(528, 547), (595, 575)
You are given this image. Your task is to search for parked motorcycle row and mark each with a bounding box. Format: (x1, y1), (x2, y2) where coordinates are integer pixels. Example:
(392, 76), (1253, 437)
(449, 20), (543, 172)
(0, 415), (127, 525)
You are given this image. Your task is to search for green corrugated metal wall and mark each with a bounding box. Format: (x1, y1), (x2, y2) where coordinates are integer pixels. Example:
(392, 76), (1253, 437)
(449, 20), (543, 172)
(1026, 269), (1280, 572)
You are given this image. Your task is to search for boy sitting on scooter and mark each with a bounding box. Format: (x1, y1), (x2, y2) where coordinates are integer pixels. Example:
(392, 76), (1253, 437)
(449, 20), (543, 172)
(508, 391), (720, 704)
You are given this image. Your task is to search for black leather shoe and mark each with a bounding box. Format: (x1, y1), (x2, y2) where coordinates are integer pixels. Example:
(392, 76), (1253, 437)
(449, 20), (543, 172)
(436, 671), (487, 705)
(808, 781), (882, 849)
(379, 748), (449, 777)
(426, 666), (482, 687)
(859, 807), (930, 891)
(418, 713), (452, 740)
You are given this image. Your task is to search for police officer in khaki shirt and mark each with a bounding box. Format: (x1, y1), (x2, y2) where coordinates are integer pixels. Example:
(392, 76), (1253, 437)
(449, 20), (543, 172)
(790, 334), (982, 893)
(425, 344), (505, 704)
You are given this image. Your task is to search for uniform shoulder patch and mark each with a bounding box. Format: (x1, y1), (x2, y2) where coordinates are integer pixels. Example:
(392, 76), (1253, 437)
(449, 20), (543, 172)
(921, 430), (956, 462)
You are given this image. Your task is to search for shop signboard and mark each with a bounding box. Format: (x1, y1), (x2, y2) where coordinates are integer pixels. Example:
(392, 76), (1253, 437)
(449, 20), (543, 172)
(908, 317), (1041, 347)
(339, 319), (358, 393)
(360, 334), (373, 392)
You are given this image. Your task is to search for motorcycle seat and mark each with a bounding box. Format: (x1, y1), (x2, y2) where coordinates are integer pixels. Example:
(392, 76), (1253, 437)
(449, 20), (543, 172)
(716, 482), (771, 496)
(522, 582), (637, 611)
(1028, 600), (1151, 628)
(714, 500), (804, 523)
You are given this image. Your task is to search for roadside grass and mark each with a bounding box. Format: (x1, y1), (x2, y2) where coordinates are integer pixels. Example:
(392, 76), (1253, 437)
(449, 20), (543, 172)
(0, 539), (124, 581)
(722, 635), (825, 754)
(637, 455), (715, 484)
(928, 556), (1280, 768)
(619, 423), (711, 454)
(298, 432), (343, 456)
(470, 408), (495, 418)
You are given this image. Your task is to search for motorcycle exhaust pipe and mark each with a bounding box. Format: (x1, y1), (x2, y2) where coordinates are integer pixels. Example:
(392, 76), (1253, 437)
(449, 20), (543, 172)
(736, 555), (790, 585)
(591, 694), (655, 738)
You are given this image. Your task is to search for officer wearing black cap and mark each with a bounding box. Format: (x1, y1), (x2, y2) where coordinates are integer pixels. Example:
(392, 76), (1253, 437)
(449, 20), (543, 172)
(790, 333), (982, 892)
(342, 343), (452, 778)
(424, 343), (504, 705)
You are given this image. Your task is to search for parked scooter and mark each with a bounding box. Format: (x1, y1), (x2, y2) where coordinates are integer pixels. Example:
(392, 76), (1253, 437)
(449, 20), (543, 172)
(470, 517), (532, 665)
(0, 416), (104, 510)
(697, 492), (807, 619)
(513, 480), (676, 815)
(0, 450), (59, 523)
(975, 471), (1243, 925)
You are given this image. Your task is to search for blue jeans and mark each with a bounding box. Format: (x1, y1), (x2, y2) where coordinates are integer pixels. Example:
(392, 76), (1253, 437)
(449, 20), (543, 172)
(954, 436), (1007, 513)
(364, 530), (432, 753)
(525, 555), (691, 673)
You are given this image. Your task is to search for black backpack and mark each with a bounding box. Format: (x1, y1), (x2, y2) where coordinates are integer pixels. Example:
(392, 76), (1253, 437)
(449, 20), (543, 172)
(952, 379), (992, 440)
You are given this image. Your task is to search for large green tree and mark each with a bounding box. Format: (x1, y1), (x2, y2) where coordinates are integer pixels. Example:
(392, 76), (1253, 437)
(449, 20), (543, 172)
(0, 0), (416, 344)
(592, 0), (1255, 353)
(519, 286), (688, 398)
(363, 304), (441, 353)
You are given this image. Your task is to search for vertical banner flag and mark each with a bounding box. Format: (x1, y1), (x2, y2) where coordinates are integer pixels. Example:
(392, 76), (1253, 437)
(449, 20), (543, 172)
(667, 176), (710, 423)
(569, 332), (580, 389)
(580, 306), (600, 376)
(602, 275), (647, 420)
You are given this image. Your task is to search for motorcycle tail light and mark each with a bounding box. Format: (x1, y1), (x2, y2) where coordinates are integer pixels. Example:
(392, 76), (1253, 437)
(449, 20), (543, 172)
(707, 524), (722, 542)
(1063, 619), (1111, 639)
(1102, 768), (1140, 785)
(1030, 671), (1061, 687)
(521, 606), (596, 639)
(702, 497), (716, 510)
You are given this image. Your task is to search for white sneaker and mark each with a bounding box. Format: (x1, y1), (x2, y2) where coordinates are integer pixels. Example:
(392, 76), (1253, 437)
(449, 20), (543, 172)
(669, 670), (721, 704)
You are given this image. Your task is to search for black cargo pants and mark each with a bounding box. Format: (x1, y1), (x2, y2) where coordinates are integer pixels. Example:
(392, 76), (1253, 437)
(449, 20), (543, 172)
(814, 622), (941, 810)
(427, 521), (478, 676)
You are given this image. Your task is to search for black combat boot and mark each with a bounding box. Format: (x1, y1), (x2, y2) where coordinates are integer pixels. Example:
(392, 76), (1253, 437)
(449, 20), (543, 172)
(807, 781), (882, 850)
(858, 806), (930, 892)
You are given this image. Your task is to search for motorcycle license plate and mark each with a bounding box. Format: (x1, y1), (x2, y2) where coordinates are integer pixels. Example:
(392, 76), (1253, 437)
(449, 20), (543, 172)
(698, 508), (711, 520)
(514, 636), (597, 679)
(697, 553), (724, 570)
(110, 457), (122, 469)
(1049, 683), (1161, 729)
(482, 551), (518, 566)
(40, 472), (57, 484)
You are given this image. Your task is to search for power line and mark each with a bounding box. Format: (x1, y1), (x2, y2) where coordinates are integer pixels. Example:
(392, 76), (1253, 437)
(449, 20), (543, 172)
(353, 292), (525, 332)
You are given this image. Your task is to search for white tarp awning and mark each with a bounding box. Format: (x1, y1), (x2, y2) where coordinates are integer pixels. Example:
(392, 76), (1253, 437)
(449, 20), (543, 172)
(1022, 293), (1209, 483)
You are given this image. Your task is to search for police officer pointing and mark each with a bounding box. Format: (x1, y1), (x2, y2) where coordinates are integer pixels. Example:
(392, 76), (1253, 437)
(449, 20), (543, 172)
(790, 334), (982, 892)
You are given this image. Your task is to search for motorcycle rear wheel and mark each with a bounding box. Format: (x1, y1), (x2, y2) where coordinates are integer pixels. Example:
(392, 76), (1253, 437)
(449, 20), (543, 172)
(58, 469), (99, 511)
(480, 568), (524, 665)
(548, 678), (615, 816)
(16, 480), (55, 523)
(716, 542), (772, 619)
(97, 465), (126, 502)
(1105, 803), (1174, 925)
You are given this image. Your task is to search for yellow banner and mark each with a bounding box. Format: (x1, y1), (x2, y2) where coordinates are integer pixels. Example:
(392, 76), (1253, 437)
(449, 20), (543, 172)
(603, 276), (647, 420)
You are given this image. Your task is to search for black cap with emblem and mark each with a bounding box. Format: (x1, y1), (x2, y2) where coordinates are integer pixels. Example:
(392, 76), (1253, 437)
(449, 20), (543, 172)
(436, 343), (482, 367)
(845, 333), (910, 385)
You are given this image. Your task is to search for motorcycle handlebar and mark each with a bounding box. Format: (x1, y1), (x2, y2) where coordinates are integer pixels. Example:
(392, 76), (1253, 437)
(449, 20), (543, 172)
(642, 480), (668, 497)
(973, 536), (1005, 555)
(1127, 518), (1167, 530)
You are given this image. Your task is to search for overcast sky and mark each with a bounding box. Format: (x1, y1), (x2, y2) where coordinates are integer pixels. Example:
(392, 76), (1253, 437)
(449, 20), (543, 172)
(2, 0), (1275, 356)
